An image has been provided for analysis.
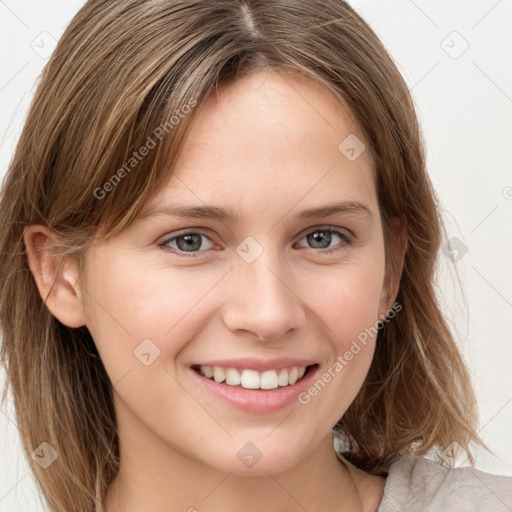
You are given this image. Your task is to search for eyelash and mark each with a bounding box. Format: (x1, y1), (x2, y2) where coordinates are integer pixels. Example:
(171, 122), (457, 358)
(158, 226), (354, 258)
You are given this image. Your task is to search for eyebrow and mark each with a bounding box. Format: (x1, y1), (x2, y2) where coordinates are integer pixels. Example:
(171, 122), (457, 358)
(139, 200), (373, 223)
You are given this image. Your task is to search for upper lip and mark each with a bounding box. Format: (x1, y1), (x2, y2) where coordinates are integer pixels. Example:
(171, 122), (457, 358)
(191, 358), (318, 372)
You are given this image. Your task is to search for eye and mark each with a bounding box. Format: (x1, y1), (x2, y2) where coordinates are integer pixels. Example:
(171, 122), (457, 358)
(159, 230), (214, 255)
(296, 227), (352, 253)
(158, 226), (353, 257)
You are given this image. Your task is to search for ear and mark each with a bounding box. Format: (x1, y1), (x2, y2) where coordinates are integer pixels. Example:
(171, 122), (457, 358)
(23, 224), (88, 328)
(379, 217), (408, 317)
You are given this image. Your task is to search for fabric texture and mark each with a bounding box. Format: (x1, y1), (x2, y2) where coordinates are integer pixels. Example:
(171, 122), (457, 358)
(376, 454), (512, 511)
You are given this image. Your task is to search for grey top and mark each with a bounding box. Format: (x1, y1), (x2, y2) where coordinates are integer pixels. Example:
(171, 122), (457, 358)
(376, 454), (512, 511)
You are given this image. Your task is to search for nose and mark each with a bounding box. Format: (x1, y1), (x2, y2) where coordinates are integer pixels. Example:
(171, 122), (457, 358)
(221, 250), (305, 342)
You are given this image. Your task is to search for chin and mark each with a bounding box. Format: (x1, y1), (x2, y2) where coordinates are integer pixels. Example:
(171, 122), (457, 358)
(200, 437), (309, 477)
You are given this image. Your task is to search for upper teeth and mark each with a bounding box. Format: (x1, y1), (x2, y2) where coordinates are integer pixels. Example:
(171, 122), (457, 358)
(199, 365), (307, 390)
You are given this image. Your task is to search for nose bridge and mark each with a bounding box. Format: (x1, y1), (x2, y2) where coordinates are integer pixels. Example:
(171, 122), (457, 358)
(223, 237), (303, 341)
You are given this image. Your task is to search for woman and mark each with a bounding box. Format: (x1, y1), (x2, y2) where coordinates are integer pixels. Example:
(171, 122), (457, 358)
(1, 1), (510, 511)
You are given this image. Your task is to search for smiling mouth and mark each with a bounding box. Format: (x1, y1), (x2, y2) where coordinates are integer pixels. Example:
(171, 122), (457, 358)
(191, 364), (318, 390)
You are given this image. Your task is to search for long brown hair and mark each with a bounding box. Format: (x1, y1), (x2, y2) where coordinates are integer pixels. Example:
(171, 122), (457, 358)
(0, 1), (490, 510)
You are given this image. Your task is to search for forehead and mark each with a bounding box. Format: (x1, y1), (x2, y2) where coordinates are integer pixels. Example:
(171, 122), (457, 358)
(145, 69), (376, 215)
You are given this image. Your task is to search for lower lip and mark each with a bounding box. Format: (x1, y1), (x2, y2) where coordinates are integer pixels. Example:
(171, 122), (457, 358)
(190, 365), (319, 414)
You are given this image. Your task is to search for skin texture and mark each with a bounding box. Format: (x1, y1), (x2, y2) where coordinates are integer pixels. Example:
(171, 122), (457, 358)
(24, 69), (406, 512)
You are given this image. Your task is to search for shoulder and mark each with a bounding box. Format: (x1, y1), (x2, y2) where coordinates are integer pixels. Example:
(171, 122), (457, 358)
(377, 454), (512, 512)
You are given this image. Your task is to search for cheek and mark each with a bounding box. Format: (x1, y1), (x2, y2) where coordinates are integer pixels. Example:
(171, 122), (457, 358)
(295, 260), (385, 426)
(301, 255), (384, 369)
(307, 254), (386, 345)
(81, 250), (223, 375)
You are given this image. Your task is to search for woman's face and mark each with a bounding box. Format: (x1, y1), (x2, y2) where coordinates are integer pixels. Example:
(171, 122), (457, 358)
(80, 69), (390, 475)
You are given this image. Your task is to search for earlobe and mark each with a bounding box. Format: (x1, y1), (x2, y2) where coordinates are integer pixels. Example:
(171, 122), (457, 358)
(23, 225), (88, 328)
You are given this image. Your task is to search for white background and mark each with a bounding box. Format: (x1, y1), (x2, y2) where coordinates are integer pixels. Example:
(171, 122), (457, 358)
(1, 1), (511, 510)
